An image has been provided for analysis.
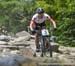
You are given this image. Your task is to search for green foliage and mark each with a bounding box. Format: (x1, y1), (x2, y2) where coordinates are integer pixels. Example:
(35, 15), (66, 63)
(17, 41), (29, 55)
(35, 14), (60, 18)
(0, 0), (36, 33)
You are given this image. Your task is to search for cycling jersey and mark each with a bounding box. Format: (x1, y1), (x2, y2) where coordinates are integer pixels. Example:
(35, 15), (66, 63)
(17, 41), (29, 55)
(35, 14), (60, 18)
(31, 13), (51, 24)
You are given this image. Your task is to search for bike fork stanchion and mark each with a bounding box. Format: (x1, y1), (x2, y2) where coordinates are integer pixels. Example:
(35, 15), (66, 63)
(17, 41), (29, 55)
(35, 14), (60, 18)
(40, 42), (44, 57)
(41, 49), (44, 57)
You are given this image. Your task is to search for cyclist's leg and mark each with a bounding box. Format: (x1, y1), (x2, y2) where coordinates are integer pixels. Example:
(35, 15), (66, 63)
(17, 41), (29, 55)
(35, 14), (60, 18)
(31, 30), (39, 50)
(35, 32), (39, 48)
(34, 23), (40, 52)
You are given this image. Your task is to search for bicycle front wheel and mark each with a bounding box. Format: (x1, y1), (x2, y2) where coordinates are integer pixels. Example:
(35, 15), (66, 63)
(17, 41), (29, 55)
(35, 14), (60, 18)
(45, 37), (53, 57)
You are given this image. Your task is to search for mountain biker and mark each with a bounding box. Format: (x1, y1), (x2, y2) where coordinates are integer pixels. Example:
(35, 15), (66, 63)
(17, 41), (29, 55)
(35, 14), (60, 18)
(30, 7), (57, 52)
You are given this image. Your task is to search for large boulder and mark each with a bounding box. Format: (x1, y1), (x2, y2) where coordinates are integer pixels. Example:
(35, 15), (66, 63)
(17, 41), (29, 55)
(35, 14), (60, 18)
(8, 36), (31, 46)
(16, 31), (30, 37)
(8, 31), (31, 45)
(13, 36), (30, 42)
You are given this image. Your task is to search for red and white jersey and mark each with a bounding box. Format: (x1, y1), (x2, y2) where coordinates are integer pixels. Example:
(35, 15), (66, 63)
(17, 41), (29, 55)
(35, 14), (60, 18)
(31, 13), (51, 24)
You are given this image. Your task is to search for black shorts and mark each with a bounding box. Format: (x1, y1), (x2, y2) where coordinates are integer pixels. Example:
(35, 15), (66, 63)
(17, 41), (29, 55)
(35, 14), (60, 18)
(34, 22), (46, 30)
(31, 22), (46, 35)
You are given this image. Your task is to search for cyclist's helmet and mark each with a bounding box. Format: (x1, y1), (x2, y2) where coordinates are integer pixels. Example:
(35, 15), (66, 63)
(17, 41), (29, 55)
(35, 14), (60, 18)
(36, 8), (44, 14)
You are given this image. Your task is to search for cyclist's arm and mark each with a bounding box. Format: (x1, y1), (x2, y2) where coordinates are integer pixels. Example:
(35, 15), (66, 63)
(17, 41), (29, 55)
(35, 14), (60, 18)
(30, 19), (35, 31)
(47, 16), (57, 29)
(49, 18), (57, 28)
(30, 14), (36, 31)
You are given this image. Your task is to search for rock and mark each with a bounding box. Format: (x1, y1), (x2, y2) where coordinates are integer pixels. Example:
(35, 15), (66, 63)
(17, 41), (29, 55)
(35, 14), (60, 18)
(0, 45), (20, 50)
(8, 37), (31, 46)
(70, 53), (75, 56)
(0, 55), (32, 66)
(50, 42), (59, 52)
(10, 50), (20, 55)
(9, 41), (30, 47)
(59, 46), (71, 54)
(0, 57), (19, 66)
(16, 31), (30, 37)
(8, 31), (31, 45)
(2, 48), (11, 55)
(2, 49), (20, 57)
(21, 47), (33, 57)
(8, 35), (30, 44)
(13, 36), (30, 42)
(59, 46), (68, 52)
(13, 55), (32, 63)
(68, 47), (75, 53)
(58, 55), (66, 60)
(0, 41), (8, 45)
(0, 35), (11, 42)
(30, 35), (35, 39)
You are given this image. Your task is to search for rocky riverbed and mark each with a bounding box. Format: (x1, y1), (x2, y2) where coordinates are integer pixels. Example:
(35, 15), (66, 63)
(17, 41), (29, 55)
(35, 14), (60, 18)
(0, 31), (75, 66)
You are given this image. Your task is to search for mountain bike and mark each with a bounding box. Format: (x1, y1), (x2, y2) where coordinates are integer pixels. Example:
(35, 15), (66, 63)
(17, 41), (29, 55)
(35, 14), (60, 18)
(33, 26), (52, 57)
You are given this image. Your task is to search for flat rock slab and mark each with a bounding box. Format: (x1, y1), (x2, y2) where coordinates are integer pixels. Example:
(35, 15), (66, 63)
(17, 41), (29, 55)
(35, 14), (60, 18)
(0, 41), (8, 45)
(0, 45), (24, 50)
(12, 36), (30, 42)
(38, 63), (75, 66)
(8, 41), (30, 47)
